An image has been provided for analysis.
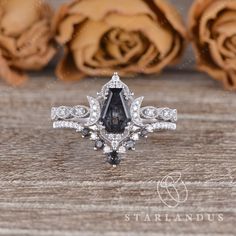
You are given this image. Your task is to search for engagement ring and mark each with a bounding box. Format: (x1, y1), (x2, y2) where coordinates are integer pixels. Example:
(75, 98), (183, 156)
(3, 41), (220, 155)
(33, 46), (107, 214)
(51, 72), (177, 166)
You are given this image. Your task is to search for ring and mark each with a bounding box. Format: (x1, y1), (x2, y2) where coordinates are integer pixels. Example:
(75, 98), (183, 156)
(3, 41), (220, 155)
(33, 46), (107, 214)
(51, 72), (177, 166)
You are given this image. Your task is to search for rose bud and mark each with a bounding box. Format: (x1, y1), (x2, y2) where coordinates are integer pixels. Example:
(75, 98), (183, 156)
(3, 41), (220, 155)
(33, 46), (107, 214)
(53, 0), (186, 81)
(189, 0), (236, 90)
(0, 0), (56, 85)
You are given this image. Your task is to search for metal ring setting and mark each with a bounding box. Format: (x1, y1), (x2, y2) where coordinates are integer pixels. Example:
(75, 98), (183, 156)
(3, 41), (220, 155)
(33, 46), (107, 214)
(51, 72), (177, 166)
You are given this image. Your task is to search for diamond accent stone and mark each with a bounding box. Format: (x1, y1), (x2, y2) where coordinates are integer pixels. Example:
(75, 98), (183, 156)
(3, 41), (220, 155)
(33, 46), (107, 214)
(90, 132), (98, 140)
(131, 133), (139, 141)
(95, 140), (104, 149)
(141, 106), (157, 119)
(111, 141), (119, 149)
(71, 106), (88, 118)
(126, 140), (135, 150)
(103, 145), (111, 153)
(56, 106), (70, 119)
(118, 146), (126, 153)
(146, 125), (154, 132)
(161, 108), (172, 120)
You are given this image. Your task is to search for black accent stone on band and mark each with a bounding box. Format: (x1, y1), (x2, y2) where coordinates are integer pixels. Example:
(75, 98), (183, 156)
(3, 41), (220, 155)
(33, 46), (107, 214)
(101, 88), (131, 134)
(107, 151), (121, 165)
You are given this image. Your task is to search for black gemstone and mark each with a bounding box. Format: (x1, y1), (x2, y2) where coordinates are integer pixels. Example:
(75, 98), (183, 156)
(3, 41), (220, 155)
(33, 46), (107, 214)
(140, 129), (148, 138)
(107, 151), (121, 165)
(101, 88), (131, 133)
(82, 128), (90, 137)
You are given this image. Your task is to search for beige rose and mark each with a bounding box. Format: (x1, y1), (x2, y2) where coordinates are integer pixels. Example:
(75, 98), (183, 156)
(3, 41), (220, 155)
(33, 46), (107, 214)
(53, 0), (186, 81)
(0, 0), (55, 85)
(189, 0), (236, 90)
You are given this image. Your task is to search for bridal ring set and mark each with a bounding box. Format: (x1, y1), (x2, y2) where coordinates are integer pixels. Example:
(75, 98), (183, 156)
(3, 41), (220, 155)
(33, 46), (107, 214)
(51, 72), (177, 166)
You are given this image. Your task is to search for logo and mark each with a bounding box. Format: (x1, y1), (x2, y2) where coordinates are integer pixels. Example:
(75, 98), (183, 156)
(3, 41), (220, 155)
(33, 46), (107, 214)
(157, 172), (188, 208)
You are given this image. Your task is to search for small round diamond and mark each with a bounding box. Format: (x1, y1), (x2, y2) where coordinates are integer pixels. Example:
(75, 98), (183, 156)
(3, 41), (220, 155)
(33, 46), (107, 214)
(146, 125), (154, 132)
(142, 107), (156, 118)
(108, 134), (114, 139)
(103, 146), (111, 153)
(118, 146), (126, 153)
(132, 133), (139, 141)
(161, 108), (172, 120)
(111, 141), (119, 149)
(71, 106), (87, 117)
(57, 106), (70, 119)
(95, 140), (104, 149)
(126, 140), (135, 150)
(90, 132), (98, 140)
(76, 125), (83, 132)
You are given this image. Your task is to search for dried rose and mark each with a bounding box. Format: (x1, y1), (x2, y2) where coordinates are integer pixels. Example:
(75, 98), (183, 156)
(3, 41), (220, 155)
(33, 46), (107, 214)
(0, 0), (56, 85)
(53, 0), (186, 81)
(189, 0), (236, 90)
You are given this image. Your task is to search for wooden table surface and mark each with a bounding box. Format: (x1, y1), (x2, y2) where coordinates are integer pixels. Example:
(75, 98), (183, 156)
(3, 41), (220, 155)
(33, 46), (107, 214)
(0, 71), (235, 235)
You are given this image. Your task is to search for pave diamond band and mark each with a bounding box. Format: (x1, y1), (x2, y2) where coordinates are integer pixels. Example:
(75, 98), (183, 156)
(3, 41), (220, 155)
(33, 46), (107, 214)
(51, 72), (177, 166)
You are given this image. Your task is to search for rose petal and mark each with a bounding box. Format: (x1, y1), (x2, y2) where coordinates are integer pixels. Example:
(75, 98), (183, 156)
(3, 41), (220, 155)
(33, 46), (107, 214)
(189, 0), (236, 90)
(0, 50), (27, 85)
(0, 0), (55, 85)
(199, 0), (236, 43)
(69, 0), (156, 21)
(55, 0), (185, 80)
(226, 70), (236, 90)
(105, 14), (173, 57)
(0, 0), (41, 37)
(10, 46), (55, 70)
(153, 0), (186, 38)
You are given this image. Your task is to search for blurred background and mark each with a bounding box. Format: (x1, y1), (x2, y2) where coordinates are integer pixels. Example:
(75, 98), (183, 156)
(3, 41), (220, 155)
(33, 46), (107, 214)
(49, 0), (195, 71)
